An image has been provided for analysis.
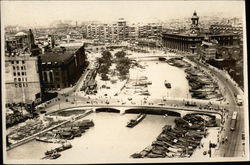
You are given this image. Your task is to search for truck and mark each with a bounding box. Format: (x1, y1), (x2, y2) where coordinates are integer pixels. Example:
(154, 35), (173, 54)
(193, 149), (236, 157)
(230, 111), (238, 131)
(236, 95), (243, 106)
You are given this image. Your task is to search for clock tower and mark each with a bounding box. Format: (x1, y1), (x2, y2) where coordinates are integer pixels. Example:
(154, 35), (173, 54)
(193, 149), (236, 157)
(190, 11), (200, 36)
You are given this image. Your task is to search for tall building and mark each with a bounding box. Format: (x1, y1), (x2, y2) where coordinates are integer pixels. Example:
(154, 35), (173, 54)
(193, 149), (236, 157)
(5, 30), (42, 104)
(5, 53), (41, 104)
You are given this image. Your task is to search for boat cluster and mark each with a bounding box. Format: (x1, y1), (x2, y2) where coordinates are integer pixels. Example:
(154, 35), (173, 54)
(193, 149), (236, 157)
(185, 67), (223, 100)
(131, 114), (217, 158)
(166, 58), (191, 68)
(123, 76), (152, 96)
(7, 118), (64, 143)
(38, 119), (94, 142)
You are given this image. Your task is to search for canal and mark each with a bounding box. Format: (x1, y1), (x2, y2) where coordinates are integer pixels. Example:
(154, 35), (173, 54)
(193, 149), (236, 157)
(7, 113), (177, 162)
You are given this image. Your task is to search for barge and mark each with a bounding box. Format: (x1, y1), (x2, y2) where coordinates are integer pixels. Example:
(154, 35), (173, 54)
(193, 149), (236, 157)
(126, 114), (146, 128)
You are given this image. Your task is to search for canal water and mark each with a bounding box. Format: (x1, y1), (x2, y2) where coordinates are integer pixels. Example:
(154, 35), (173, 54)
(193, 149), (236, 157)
(7, 113), (176, 162)
(130, 60), (191, 99)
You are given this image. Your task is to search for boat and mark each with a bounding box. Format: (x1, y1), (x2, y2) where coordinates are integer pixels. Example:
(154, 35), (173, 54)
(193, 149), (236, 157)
(45, 142), (72, 155)
(158, 57), (166, 61)
(48, 152), (61, 159)
(36, 137), (66, 143)
(164, 80), (171, 88)
(126, 114), (147, 128)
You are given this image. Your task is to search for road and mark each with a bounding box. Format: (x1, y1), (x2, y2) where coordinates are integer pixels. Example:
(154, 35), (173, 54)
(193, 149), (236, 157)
(188, 57), (245, 157)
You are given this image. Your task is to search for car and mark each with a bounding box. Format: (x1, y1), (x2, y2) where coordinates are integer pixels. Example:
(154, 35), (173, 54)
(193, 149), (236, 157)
(242, 132), (245, 140)
(158, 103), (165, 106)
(40, 110), (46, 114)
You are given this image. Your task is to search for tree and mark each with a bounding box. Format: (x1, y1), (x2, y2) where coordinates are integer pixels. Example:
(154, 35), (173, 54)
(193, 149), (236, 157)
(116, 57), (131, 79)
(115, 51), (126, 59)
(97, 50), (113, 80)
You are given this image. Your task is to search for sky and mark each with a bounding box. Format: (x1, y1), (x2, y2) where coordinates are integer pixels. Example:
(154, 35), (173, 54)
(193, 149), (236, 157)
(1, 0), (245, 27)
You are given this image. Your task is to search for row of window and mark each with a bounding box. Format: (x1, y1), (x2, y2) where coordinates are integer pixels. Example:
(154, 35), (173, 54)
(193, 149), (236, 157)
(13, 72), (26, 76)
(13, 65), (26, 70)
(15, 83), (28, 88)
(14, 77), (28, 82)
(11, 60), (25, 64)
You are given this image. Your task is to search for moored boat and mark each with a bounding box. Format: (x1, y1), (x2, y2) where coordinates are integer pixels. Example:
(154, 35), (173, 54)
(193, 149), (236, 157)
(126, 113), (146, 128)
(45, 142), (72, 155)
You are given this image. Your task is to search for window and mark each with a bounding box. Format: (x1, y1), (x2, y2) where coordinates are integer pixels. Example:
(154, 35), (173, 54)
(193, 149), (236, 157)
(55, 72), (59, 76)
(23, 66), (26, 70)
(14, 78), (17, 82)
(17, 72), (20, 76)
(16, 61), (19, 64)
(19, 83), (22, 87)
(13, 66), (15, 70)
(21, 66), (23, 70)
(25, 78), (27, 81)
(22, 61), (25, 64)
(17, 66), (19, 70)
(23, 83), (26, 87)
(13, 72), (16, 76)
(15, 84), (18, 88)
(11, 61), (14, 64)
(22, 72), (24, 76)
(18, 78), (21, 81)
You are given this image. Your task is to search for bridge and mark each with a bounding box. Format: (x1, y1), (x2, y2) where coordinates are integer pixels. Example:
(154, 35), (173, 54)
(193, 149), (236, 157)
(47, 104), (223, 120)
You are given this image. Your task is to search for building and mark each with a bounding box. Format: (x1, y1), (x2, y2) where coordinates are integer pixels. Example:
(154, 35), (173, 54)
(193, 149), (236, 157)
(117, 18), (129, 41)
(40, 45), (87, 91)
(199, 37), (218, 61)
(138, 23), (162, 40)
(5, 53), (41, 104)
(6, 29), (41, 56)
(5, 30), (42, 104)
(162, 11), (241, 55)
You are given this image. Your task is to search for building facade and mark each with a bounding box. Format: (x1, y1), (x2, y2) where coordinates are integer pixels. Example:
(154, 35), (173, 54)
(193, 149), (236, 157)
(40, 45), (87, 91)
(5, 54), (41, 104)
(162, 11), (241, 55)
(199, 37), (218, 61)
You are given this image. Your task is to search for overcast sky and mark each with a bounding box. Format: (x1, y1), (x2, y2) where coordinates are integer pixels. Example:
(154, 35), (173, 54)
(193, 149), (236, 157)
(2, 0), (245, 27)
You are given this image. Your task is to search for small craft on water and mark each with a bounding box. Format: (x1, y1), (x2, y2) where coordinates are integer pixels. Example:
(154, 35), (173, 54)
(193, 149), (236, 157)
(164, 80), (171, 88)
(127, 114), (147, 128)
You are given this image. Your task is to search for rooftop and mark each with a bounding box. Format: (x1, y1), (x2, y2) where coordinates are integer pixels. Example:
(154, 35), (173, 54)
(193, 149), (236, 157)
(15, 32), (27, 37)
(40, 51), (75, 64)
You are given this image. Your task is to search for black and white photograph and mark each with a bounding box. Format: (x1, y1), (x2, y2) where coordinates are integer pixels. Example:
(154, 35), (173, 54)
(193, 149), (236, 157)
(1, 0), (249, 164)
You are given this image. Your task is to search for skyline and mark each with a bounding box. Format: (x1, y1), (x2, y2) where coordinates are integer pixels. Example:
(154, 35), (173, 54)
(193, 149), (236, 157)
(2, 1), (245, 27)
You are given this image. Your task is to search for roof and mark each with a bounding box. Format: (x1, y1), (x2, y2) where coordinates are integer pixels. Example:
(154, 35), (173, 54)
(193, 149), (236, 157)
(15, 32), (27, 37)
(40, 51), (74, 64)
